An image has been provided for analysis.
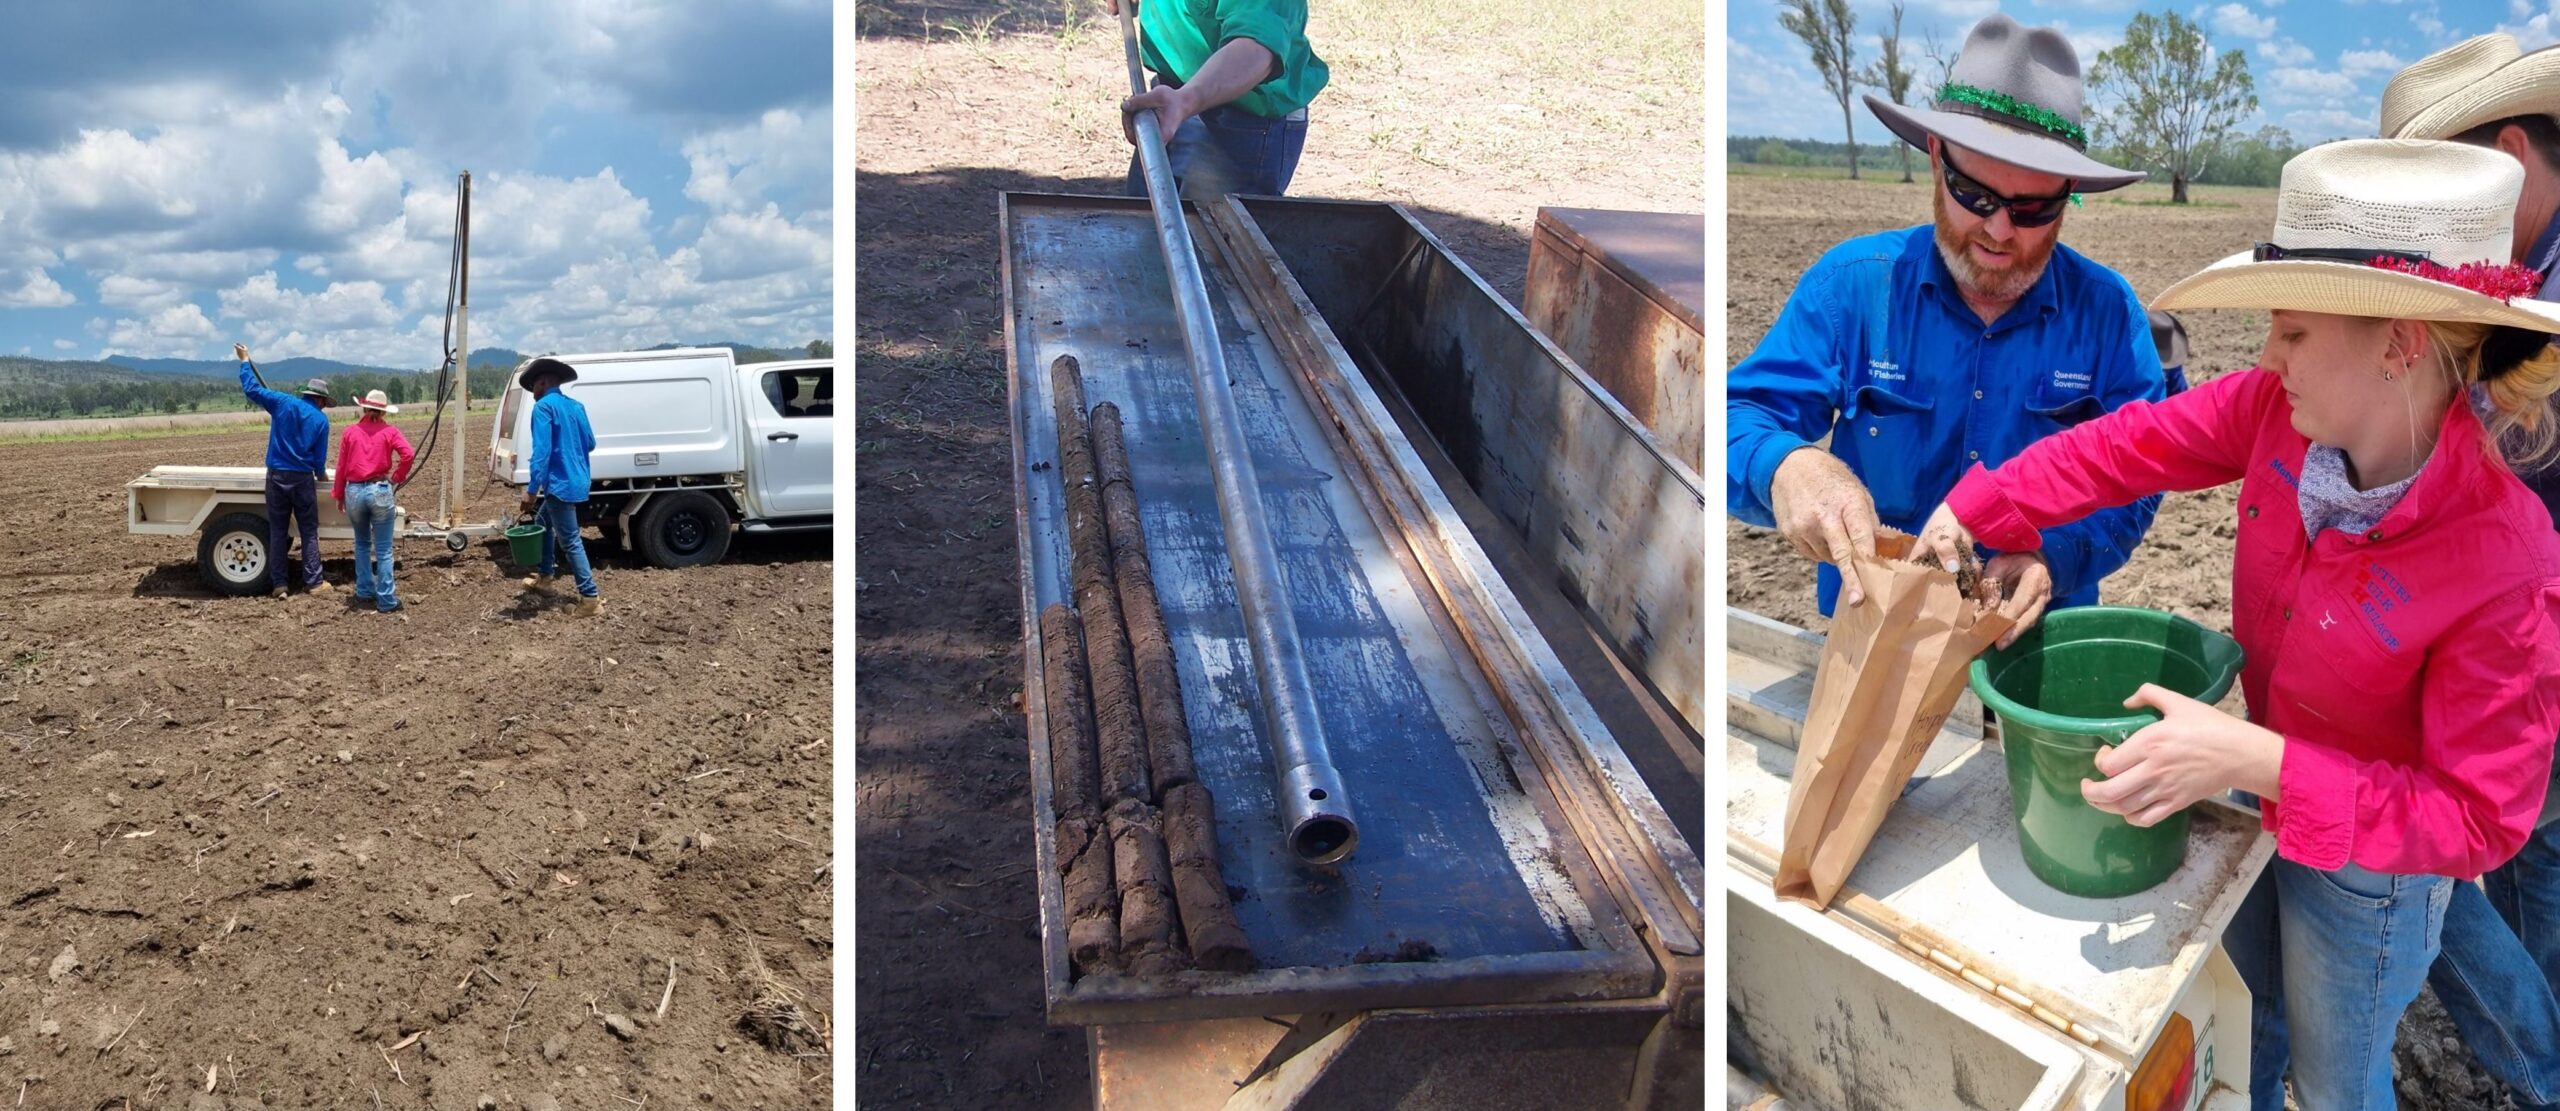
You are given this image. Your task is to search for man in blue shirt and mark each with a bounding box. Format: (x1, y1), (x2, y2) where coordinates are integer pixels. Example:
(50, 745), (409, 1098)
(1728, 13), (2165, 635)
(234, 342), (335, 599)
(2384, 34), (2560, 1111)
(518, 358), (602, 616)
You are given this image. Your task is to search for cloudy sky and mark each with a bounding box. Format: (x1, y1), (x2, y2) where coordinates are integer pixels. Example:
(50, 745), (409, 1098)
(1731, 0), (2559, 149)
(0, 0), (830, 367)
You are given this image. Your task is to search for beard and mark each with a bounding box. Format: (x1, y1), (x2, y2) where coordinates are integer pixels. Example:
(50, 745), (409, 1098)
(1932, 185), (2058, 303)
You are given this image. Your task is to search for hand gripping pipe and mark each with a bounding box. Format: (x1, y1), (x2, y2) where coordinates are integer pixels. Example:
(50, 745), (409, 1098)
(1115, 5), (1356, 864)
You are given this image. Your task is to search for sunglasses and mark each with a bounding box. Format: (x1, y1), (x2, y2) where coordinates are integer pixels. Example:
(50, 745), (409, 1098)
(1939, 153), (2074, 228)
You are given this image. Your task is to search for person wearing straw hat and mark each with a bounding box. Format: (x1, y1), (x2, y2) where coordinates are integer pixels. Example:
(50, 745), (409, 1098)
(1916, 139), (2560, 1110)
(233, 341), (335, 600)
(1106, 0), (1325, 199)
(1728, 13), (2166, 636)
(517, 357), (602, 617)
(2382, 34), (2560, 1111)
(332, 389), (414, 614)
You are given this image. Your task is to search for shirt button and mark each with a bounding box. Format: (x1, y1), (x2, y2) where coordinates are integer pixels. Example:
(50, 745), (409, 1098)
(2365, 529), (2382, 541)
(1974, 389), (1986, 400)
(1868, 427), (1879, 436)
(2247, 506), (2259, 519)
(2283, 607), (2293, 621)
(1968, 451), (1980, 461)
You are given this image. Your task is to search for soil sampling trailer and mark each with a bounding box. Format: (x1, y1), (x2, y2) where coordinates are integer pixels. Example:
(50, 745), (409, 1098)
(1005, 179), (1705, 1105)
(1726, 606), (2274, 1111)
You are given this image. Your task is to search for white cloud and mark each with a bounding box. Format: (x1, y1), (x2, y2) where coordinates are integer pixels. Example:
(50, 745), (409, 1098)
(693, 204), (830, 283)
(2500, 0), (2560, 48)
(0, 268), (73, 309)
(682, 106), (831, 215)
(2258, 38), (2315, 66)
(217, 273), (399, 336)
(103, 302), (217, 358)
(2271, 67), (2360, 103)
(97, 274), (185, 312)
(2283, 107), (2374, 139)
(51, 339), (74, 351)
(2211, 3), (2278, 39)
(2339, 48), (2407, 77)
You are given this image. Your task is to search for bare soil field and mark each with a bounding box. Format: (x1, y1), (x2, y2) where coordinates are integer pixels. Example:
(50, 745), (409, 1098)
(854, 1), (1702, 1105)
(0, 426), (831, 1109)
(1725, 169), (2520, 1109)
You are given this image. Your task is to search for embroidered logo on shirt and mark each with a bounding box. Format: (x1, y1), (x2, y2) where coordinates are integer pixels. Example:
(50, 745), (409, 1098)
(2049, 369), (2093, 390)
(2267, 457), (2302, 491)
(2345, 560), (2410, 651)
(1867, 359), (1906, 382)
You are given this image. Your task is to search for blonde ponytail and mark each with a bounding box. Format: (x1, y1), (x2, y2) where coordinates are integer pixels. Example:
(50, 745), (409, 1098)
(2425, 320), (2560, 471)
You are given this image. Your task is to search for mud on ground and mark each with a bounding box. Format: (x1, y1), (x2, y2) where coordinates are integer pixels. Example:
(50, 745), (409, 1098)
(0, 427), (831, 1109)
(1725, 169), (2518, 1110)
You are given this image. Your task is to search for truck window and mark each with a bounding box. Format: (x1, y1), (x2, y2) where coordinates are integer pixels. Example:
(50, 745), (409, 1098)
(497, 382), (524, 439)
(761, 368), (831, 418)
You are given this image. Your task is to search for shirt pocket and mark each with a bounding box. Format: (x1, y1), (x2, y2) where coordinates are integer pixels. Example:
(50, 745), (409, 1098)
(2284, 573), (2423, 735)
(1845, 380), (1936, 517)
(2024, 377), (2106, 433)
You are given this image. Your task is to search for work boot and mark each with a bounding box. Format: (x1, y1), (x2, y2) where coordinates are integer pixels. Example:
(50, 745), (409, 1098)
(309, 581), (334, 596)
(271, 584), (289, 600)
(521, 573), (552, 589)
(574, 596), (603, 619)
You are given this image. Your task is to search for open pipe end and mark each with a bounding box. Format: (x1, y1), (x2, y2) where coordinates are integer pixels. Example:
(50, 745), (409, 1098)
(1290, 814), (1358, 865)
(1282, 764), (1358, 864)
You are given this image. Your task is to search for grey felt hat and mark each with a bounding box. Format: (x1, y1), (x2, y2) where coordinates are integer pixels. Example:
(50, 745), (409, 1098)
(1865, 13), (2144, 191)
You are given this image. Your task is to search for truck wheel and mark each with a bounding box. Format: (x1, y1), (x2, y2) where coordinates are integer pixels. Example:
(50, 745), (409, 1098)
(634, 491), (732, 569)
(197, 512), (274, 597)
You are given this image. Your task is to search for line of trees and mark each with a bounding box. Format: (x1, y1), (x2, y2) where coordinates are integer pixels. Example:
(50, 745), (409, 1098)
(1776, 6), (2263, 204)
(0, 338), (835, 420)
(1731, 125), (2308, 190)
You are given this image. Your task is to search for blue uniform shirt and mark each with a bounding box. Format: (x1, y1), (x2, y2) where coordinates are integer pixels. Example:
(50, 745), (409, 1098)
(238, 361), (330, 474)
(529, 390), (597, 504)
(1728, 225), (2168, 616)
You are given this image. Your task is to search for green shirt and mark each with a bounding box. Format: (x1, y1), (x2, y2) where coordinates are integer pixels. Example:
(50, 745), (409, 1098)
(1138, 0), (1328, 119)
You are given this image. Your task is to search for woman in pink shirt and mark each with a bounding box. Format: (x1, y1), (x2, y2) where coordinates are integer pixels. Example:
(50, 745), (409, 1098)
(334, 389), (414, 613)
(1920, 140), (2560, 1109)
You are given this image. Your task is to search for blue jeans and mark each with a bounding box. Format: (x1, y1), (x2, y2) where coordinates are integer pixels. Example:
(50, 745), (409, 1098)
(537, 497), (597, 598)
(2224, 857), (2453, 1110)
(345, 480), (399, 610)
(262, 470), (322, 588)
(1124, 83), (1308, 200)
(2429, 820), (2560, 1111)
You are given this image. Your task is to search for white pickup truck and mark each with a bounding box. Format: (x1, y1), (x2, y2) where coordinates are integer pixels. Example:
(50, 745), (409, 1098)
(486, 346), (833, 568)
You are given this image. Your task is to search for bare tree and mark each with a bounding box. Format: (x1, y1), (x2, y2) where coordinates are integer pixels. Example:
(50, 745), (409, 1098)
(2089, 11), (2256, 204)
(1919, 24), (1956, 89)
(1780, 0), (1861, 180)
(1864, 1), (1918, 183)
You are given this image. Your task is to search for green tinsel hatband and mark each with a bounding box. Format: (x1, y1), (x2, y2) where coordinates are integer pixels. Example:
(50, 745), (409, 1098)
(1932, 82), (2088, 148)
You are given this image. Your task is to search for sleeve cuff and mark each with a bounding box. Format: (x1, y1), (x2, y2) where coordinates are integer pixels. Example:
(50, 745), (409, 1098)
(1945, 464), (2042, 553)
(1743, 436), (1813, 519)
(2271, 736), (2357, 870)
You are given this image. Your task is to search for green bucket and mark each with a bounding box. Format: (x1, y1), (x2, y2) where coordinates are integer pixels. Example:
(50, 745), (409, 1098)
(504, 523), (547, 567)
(1968, 606), (2245, 899)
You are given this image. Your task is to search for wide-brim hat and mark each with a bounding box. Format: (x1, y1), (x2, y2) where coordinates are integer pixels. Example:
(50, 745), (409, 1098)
(299, 378), (332, 402)
(2152, 139), (2560, 333)
(2148, 310), (2189, 368)
(358, 389), (399, 415)
(2382, 34), (2560, 141)
(1866, 13), (2143, 191)
(518, 357), (578, 390)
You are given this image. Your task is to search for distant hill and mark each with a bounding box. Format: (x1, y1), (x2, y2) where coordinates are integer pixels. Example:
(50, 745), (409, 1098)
(0, 356), (157, 386)
(105, 354), (419, 379)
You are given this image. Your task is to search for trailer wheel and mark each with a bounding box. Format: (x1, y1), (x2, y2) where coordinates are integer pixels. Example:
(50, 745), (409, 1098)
(444, 531), (469, 553)
(634, 491), (732, 569)
(197, 512), (273, 597)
